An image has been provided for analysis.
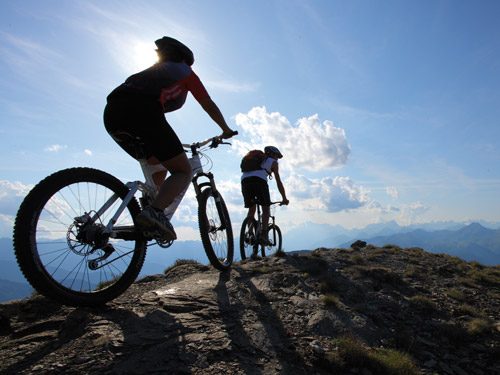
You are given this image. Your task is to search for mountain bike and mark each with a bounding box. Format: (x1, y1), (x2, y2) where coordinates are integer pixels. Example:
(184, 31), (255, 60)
(240, 201), (282, 260)
(13, 131), (237, 306)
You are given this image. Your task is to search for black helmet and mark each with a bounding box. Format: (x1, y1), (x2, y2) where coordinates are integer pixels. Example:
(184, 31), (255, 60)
(155, 37), (194, 66)
(264, 146), (283, 159)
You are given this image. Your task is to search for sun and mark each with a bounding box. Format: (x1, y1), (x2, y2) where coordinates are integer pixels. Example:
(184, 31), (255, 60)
(131, 40), (159, 70)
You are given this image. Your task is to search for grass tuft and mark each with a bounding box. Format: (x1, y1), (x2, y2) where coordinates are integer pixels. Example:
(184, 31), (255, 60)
(325, 334), (420, 375)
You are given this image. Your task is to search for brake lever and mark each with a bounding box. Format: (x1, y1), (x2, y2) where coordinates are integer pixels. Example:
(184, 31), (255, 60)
(210, 131), (238, 148)
(209, 138), (219, 148)
(220, 130), (238, 146)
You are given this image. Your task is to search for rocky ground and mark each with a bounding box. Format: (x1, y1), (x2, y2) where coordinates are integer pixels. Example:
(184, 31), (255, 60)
(1, 245), (500, 375)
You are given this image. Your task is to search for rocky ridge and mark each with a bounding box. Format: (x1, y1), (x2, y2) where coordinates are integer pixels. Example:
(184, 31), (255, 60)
(1, 245), (499, 375)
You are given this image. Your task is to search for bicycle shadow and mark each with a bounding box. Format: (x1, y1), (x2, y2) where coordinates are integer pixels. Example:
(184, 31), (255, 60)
(1, 299), (191, 375)
(92, 306), (191, 374)
(215, 268), (311, 374)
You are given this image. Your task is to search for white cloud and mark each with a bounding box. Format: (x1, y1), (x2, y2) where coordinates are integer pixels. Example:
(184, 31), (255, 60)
(0, 180), (33, 216)
(84, 149), (93, 156)
(44, 144), (67, 152)
(401, 202), (430, 223)
(175, 226), (201, 241)
(386, 186), (399, 199)
(363, 200), (430, 226)
(285, 173), (370, 213)
(0, 214), (14, 238)
(234, 106), (351, 171)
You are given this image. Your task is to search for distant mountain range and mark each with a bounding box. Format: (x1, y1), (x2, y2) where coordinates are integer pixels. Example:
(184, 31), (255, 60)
(1, 220), (499, 302)
(338, 222), (500, 266)
(282, 221), (500, 266)
(282, 219), (499, 251)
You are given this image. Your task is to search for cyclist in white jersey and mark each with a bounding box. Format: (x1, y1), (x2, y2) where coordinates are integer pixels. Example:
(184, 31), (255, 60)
(241, 146), (289, 245)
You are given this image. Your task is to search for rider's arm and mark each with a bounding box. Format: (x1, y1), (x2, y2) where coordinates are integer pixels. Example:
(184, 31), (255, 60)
(271, 161), (289, 205)
(199, 97), (234, 138)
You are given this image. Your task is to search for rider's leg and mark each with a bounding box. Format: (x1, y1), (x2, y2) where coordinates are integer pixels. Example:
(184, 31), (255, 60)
(136, 152), (191, 241)
(247, 204), (256, 218)
(262, 205), (270, 232)
(152, 152), (192, 210)
(246, 204), (257, 235)
(257, 205), (271, 245)
(147, 157), (168, 189)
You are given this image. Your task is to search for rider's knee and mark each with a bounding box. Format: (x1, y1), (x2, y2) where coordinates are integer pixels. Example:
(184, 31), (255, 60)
(172, 168), (191, 186)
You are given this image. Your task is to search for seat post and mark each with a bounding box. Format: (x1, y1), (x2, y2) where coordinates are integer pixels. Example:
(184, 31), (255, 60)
(139, 159), (157, 190)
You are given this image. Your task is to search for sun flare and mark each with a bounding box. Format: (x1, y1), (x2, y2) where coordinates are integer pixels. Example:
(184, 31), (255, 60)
(131, 40), (159, 70)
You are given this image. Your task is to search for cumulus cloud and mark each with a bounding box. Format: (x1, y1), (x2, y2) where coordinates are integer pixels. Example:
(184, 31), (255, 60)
(0, 214), (14, 238)
(84, 149), (93, 156)
(285, 173), (370, 213)
(234, 106), (351, 171)
(364, 200), (430, 225)
(401, 202), (429, 220)
(0, 180), (32, 216)
(386, 186), (399, 199)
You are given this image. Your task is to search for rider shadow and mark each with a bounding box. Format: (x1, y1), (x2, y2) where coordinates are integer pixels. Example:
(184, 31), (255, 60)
(89, 305), (193, 374)
(1, 299), (193, 374)
(1, 300), (88, 374)
(215, 269), (310, 374)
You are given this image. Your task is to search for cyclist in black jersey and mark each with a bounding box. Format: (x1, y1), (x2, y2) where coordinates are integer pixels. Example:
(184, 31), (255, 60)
(104, 37), (235, 241)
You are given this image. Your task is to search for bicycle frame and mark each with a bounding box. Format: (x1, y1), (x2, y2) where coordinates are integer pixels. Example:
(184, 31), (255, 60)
(253, 202), (279, 238)
(100, 137), (224, 241)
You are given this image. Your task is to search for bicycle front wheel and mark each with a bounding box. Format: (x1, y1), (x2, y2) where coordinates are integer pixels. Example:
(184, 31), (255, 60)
(261, 224), (282, 257)
(198, 187), (234, 271)
(13, 167), (147, 306)
(240, 216), (258, 260)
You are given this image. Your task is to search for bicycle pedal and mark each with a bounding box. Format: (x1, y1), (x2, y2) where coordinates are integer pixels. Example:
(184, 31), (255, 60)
(143, 230), (161, 238)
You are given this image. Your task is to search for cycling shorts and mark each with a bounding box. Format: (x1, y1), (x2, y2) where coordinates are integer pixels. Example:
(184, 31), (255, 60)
(241, 176), (271, 208)
(103, 96), (184, 162)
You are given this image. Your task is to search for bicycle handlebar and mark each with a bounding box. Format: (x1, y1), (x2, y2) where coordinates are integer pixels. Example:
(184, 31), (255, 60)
(250, 200), (284, 207)
(182, 131), (238, 150)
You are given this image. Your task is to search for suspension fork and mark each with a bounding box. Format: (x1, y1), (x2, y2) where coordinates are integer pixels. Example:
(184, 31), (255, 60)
(192, 172), (227, 230)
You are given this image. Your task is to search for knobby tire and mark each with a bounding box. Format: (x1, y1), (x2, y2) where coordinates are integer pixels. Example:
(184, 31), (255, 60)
(239, 216), (258, 260)
(13, 167), (147, 306)
(198, 188), (233, 271)
(262, 224), (282, 257)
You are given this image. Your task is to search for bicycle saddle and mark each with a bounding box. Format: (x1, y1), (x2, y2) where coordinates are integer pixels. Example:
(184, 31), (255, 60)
(109, 131), (147, 160)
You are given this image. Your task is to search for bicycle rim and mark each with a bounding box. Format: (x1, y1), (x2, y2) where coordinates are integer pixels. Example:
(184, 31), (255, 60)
(198, 188), (233, 271)
(240, 216), (258, 260)
(13, 167), (147, 306)
(263, 224), (282, 256)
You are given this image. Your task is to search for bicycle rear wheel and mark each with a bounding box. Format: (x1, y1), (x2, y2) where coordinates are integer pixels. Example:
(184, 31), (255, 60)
(261, 224), (282, 257)
(13, 167), (147, 306)
(239, 216), (258, 260)
(198, 187), (234, 271)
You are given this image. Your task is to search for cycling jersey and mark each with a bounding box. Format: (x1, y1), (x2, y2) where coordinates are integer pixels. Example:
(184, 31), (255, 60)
(241, 157), (276, 182)
(107, 61), (210, 112)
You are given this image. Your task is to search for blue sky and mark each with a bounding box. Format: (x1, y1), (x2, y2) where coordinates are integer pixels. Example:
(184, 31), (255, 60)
(1, 0), (500, 240)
